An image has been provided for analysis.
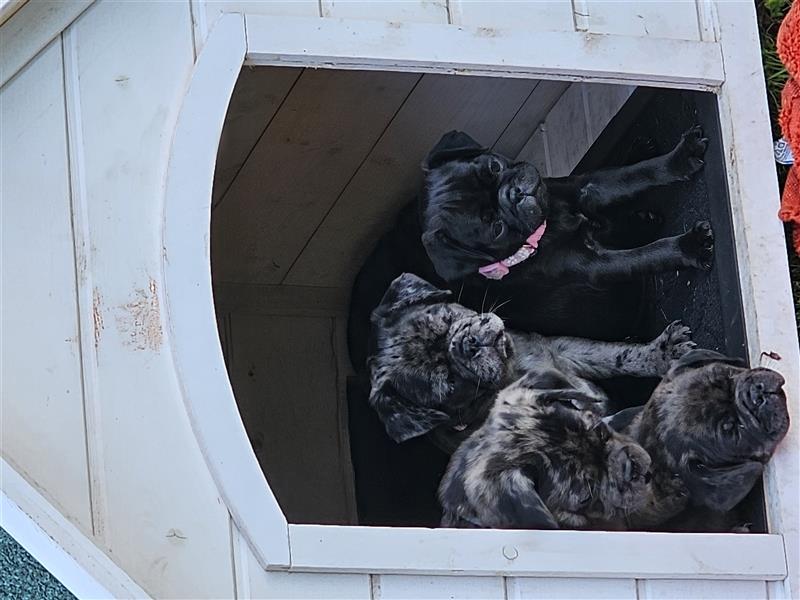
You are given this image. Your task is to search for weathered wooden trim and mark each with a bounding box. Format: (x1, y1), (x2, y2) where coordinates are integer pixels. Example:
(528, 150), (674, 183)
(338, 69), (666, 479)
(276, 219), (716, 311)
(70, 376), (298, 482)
(244, 15), (724, 89)
(714, 3), (800, 598)
(1, 458), (150, 599)
(287, 524), (787, 580)
(162, 12), (290, 569)
(0, 0), (26, 26)
(0, 0), (94, 89)
(62, 25), (109, 545)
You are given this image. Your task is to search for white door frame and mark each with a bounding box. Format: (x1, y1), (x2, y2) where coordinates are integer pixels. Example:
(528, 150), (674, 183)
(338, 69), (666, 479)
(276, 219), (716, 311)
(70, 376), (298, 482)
(162, 9), (798, 597)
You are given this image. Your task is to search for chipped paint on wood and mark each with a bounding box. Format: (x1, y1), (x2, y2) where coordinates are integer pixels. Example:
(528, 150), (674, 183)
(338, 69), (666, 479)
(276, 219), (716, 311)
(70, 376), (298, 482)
(92, 288), (103, 349)
(116, 279), (163, 351)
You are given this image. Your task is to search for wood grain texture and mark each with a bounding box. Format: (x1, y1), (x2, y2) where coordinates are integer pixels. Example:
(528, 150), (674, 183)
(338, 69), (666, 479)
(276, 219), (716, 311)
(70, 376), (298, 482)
(583, 1), (701, 41)
(0, 0), (93, 88)
(508, 576), (637, 599)
(284, 73), (535, 288)
(205, 0), (319, 29)
(287, 525), (786, 579)
(213, 283), (349, 316)
(493, 80), (569, 159)
(375, 575), (505, 599)
(68, 2), (235, 596)
(212, 68), (420, 284)
(229, 314), (356, 524)
(213, 66), (302, 206)
(449, 0), (574, 31)
(638, 579), (768, 600)
(543, 82), (590, 176)
(0, 38), (92, 535)
(516, 124), (550, 176)
(245, 14), (724, 88)
(321, 0), (448, 23)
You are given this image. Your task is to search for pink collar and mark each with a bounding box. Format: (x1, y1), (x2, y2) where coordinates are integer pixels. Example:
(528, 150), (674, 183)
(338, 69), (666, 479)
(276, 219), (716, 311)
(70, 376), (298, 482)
(478, 221), (547, 280)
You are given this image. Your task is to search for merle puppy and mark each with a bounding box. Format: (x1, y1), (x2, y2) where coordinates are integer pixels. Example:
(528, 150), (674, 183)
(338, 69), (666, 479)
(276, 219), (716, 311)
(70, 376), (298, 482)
(437, 372), (652, 530)
(605, 350), (790, 531)
(349, 127), (713, 371)
(368, 273), (695, 447)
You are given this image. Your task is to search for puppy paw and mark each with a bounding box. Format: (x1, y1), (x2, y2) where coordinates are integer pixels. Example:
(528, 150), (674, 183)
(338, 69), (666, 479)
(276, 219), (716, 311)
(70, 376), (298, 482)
(654, 320), (696, 364)
(679, 220), (714, 270)
(668, 125), (708, 180)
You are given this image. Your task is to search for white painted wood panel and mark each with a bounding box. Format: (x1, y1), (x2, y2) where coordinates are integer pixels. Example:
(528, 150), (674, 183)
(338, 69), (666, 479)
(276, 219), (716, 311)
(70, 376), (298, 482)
(1, 459), (150, 599)
(67, 1), (235, 596)
(213, 65), (302, 206)
(449, 1), (574, 32)
(714, 3), (800, 598)
(212, 68), (420, 285)
(206, 0), (319, 25)
(544, 82), (589, 176)
(583, 83), (635, 141)
(245, 14), (724, 88)
(493, 80), (569, 159)
(284, 74), (535, 288)
(517, 124), (551, 176)
(0, 0), (93, 88)
(0, 38), (92, 534)
(638, 579), (768, 600)
(584, 1), (701, 41)
(321, 0), (448, 24)
(288, 525), (786, 579)
(375, 575), (505, 599)
(508, 576), (637, 599)
(232, 521), (370, 600)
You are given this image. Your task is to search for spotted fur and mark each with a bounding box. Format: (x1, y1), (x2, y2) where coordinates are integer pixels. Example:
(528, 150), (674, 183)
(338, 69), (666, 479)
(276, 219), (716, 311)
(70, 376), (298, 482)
(438, 373), (652, 529)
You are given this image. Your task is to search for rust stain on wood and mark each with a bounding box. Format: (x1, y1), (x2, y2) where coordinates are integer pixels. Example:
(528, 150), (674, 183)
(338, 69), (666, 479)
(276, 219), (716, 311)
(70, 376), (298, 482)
(116, 278), (163, 352)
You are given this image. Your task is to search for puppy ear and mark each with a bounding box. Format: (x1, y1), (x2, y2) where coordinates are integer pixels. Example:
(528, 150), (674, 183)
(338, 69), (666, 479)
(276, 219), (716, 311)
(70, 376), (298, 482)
(483, 467), (559, 529)
(371, 273), (451, 324)
(683, 459), (763, 512)
(669, 349), (746, 374)
(603, 406), (644, 434)
(424, 131), (488, 170)
(422, 229), (496, 282)
(369, 380), (450, 443)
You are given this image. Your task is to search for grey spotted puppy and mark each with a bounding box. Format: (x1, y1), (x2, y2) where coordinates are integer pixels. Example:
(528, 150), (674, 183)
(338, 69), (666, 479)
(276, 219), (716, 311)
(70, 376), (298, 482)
(605, 350), (790, 531)
(438, 371), (652, 529)
(367, 273), (695, 445)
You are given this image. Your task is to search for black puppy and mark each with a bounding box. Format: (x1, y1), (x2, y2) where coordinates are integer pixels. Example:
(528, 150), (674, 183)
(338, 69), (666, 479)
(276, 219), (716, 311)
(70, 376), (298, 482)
(349, 128), (713, 371)
(368, 273), (695, 446)
(605, 350), (790, 530)
(438, 372), (652, 530)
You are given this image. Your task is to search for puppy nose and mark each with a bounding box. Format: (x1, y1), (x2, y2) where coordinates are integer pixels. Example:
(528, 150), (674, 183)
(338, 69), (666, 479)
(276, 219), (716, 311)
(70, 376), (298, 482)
(747, 370), (786, 410)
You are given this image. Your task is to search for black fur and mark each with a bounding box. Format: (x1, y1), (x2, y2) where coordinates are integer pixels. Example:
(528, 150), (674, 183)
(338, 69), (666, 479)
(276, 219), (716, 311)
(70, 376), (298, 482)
(348, 127), (713, 372)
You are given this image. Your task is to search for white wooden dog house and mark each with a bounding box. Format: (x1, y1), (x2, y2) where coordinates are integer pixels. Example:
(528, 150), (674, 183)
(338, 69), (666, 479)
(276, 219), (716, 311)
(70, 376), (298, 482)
(1, 1), (798, 598)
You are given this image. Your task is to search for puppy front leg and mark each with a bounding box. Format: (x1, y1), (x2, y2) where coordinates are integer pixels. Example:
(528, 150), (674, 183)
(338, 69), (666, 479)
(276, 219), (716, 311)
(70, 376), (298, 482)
(549, 321), (695, 379)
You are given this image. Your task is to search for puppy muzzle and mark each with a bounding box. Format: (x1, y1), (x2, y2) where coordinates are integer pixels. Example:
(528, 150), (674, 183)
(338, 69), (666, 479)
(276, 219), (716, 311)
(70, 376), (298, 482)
(736, 369), (789, 436)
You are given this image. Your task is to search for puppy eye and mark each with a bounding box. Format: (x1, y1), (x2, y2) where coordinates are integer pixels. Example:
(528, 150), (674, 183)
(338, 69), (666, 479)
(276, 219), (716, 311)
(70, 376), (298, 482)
(488, 158), (504, 175)
(579, 490), (592, 505)
(492, 220), (505, 239)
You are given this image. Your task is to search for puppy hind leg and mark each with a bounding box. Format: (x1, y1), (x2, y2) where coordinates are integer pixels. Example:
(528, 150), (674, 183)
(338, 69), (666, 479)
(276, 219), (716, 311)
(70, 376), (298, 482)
(572, 126), (709, 213)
